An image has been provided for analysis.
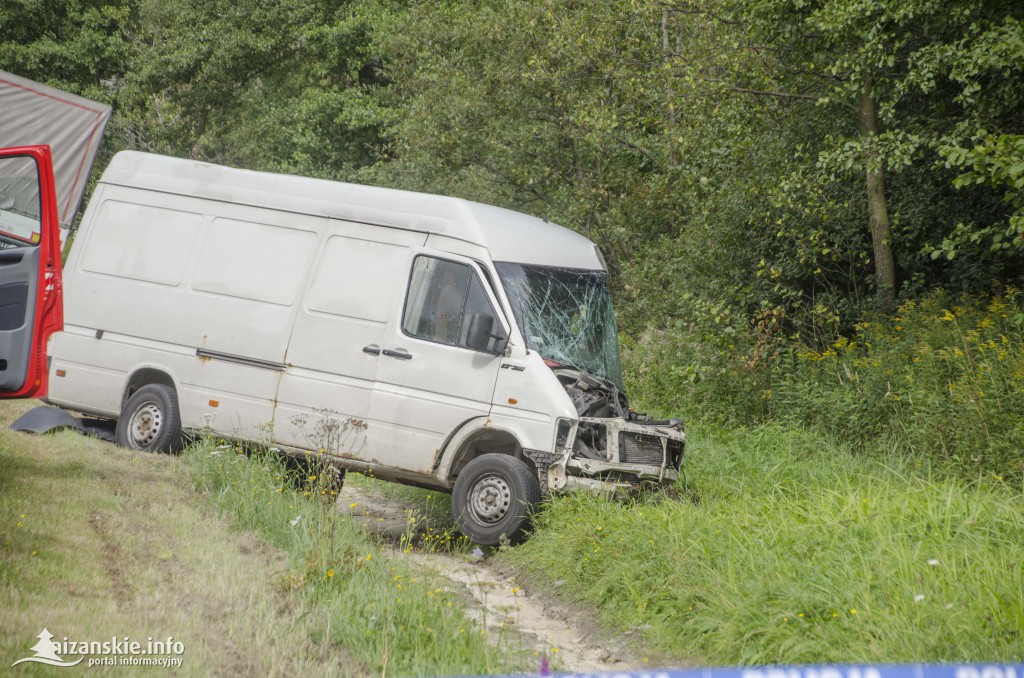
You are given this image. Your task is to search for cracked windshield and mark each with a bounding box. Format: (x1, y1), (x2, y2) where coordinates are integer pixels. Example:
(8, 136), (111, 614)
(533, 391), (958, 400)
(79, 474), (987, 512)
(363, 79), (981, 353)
(495, 262), (623, 389)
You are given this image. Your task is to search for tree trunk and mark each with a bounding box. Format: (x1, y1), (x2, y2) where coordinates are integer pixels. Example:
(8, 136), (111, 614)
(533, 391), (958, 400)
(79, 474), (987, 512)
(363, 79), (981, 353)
(662, 9), (679, 167)
(858, 80), (896, 310)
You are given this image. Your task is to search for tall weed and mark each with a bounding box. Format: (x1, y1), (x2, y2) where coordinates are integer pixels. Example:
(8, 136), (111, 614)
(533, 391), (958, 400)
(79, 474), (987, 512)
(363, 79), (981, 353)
(769, 289), (1024, 478)
(625, 288), (1024, 479)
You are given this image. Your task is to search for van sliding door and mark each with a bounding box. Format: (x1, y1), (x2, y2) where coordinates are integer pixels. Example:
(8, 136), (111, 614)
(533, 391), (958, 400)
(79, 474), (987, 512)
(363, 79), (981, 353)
(273, 222), (426, 456)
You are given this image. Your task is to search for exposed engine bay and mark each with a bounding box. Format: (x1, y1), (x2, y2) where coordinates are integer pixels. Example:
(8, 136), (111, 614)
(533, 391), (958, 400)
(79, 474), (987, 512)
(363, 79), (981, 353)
(551, 367), (685, 491)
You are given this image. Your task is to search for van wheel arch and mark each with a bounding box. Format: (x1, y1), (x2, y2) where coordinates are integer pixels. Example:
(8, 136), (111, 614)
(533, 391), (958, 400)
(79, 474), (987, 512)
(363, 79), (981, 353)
(447, 428), (536, 483)
(122, 368), (177, 407)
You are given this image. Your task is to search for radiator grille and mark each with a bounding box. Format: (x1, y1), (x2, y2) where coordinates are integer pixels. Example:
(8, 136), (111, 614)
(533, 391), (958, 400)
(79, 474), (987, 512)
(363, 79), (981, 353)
(618, 433), (665, 466)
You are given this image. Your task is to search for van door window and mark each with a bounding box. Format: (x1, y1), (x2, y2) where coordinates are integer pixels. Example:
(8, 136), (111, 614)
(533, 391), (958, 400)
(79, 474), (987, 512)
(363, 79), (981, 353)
(0, 155), (42, 248)
(402, 256), (506, 351)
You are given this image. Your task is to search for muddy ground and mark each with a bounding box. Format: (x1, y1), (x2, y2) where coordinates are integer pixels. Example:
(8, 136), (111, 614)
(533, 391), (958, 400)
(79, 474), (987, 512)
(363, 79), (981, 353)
(339, 483), (644, 674)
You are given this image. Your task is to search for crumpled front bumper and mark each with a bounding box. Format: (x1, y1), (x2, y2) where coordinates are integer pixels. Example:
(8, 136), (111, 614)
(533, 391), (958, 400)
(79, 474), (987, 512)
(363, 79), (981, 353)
(544, 417), (685, 494)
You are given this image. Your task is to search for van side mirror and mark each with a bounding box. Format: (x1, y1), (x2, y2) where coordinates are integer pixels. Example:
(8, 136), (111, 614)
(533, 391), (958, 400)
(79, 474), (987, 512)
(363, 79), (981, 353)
(465, 312), (506, 354)
(466, 312), (494, 352)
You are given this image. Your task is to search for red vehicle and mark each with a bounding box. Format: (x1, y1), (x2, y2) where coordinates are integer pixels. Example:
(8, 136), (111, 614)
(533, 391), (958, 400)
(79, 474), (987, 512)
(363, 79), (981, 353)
(0, 145), (64, 398)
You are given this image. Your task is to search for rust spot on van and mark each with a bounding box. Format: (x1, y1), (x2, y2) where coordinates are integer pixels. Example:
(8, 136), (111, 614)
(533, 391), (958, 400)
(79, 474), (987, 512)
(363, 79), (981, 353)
(338, 451), (382, 466)
(483, 419), (492, 428)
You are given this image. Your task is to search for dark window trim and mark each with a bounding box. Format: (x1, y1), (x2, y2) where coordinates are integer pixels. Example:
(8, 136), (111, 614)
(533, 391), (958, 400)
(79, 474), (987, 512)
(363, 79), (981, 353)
(400, 253), (505, 352)
(196, 348), (286, 371)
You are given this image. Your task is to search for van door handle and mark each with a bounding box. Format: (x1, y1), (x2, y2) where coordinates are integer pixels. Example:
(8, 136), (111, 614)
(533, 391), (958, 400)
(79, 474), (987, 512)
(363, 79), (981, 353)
(0, 250), (25, 264)
(362, 345), (381, 356)
(381, 349), (412, 360)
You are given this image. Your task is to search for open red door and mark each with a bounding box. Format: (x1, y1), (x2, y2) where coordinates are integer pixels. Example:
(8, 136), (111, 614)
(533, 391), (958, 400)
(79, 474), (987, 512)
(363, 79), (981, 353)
(0, 145), (63, 399)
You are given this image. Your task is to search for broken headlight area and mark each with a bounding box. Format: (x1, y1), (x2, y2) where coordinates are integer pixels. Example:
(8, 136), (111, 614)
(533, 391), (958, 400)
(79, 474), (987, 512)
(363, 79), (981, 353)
(567, 418), (683, 482)
(556, 367), (629, 419)
(552, 367), (685, 489)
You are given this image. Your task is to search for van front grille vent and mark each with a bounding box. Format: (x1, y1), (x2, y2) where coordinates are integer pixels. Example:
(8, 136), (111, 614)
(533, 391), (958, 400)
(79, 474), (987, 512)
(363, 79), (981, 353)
(618, 433), (664, 466)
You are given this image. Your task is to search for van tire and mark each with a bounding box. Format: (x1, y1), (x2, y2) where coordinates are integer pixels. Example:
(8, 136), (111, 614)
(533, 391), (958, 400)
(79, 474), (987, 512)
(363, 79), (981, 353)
(452, 454), (540, 546)
(115, 384), (184, 453)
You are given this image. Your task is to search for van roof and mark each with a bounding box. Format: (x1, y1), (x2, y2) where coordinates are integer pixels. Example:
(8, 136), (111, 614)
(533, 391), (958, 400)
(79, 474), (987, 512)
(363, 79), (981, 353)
(100, 151), (605, 271)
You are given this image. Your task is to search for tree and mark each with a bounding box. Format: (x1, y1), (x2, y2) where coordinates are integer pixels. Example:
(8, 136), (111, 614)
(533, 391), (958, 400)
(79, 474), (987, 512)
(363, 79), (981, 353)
(0, 0), (135, 101)
(724, 0), (1024, 309)
(115, 0), (387, 176)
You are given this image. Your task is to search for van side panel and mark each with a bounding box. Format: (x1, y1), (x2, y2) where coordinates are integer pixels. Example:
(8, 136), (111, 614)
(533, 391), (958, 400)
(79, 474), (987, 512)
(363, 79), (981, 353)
(48, 327), (180, 416)
(64, 187), (318, 364)
(50, 185), (323, 440)
(368, 250), (508, 475)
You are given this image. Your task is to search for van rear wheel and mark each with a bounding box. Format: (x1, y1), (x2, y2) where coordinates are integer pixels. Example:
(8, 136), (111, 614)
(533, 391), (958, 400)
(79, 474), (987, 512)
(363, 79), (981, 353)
(115, 384), (184, 453)
(452, 454), (540, 546)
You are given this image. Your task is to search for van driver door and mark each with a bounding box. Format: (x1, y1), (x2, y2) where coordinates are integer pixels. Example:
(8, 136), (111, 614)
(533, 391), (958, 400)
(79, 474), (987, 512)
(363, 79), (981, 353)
(0, 146), (63, 398)
(369, 251), (510, 474)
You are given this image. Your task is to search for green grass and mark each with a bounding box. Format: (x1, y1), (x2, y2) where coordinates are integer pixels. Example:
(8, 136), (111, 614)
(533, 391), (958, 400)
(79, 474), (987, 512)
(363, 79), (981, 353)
(501, 424), (1024, 665)
(0, 401), (357, 676)
(0, 400), (523, 676)
(185, 441), (519, 676)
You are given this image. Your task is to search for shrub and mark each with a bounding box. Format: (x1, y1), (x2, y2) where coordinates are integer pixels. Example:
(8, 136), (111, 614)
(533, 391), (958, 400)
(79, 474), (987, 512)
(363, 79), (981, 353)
(767, 289), (1024, 479)
(625, 288), (1024, 480)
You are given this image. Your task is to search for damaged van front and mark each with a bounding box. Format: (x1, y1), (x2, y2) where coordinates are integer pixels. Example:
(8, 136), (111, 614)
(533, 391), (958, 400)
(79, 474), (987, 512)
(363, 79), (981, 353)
(495, 263), (685, 495)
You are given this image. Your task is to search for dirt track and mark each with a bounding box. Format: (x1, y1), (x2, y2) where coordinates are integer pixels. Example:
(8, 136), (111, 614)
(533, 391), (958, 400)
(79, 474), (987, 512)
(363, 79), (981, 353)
(339, 484), (640, 674)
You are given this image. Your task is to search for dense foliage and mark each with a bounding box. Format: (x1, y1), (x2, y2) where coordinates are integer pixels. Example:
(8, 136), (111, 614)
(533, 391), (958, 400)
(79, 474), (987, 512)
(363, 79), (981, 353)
(3, 0), (1022, 476)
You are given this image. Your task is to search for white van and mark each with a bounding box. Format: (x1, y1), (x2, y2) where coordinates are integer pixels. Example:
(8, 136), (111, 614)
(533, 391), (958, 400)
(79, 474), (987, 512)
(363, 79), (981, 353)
(47, 151), (685, 544)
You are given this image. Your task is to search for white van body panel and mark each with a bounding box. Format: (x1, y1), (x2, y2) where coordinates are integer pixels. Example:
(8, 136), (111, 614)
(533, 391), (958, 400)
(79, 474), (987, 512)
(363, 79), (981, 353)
(48, 151), (683, 494)
(273, 221), (426, 458)
(96, 152), (604, 270)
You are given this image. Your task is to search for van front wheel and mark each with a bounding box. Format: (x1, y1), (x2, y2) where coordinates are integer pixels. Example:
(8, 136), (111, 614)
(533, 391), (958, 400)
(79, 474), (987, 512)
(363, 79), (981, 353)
(452, 454), (540, 546)
(115, 384), (184, 453)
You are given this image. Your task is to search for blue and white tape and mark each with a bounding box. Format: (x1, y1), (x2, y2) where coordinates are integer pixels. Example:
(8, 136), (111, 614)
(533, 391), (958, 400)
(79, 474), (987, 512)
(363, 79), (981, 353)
(512, 663), (1024, 678)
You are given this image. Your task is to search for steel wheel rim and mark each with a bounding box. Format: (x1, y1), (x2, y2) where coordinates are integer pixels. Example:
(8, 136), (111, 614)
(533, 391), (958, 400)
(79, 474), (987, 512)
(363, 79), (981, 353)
(467, 472), (512, 524)
(128, 401), (163, 448)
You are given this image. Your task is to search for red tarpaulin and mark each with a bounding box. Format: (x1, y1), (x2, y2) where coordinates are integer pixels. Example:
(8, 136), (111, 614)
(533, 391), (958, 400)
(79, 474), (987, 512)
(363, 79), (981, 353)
(0, 71), (112, 241)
